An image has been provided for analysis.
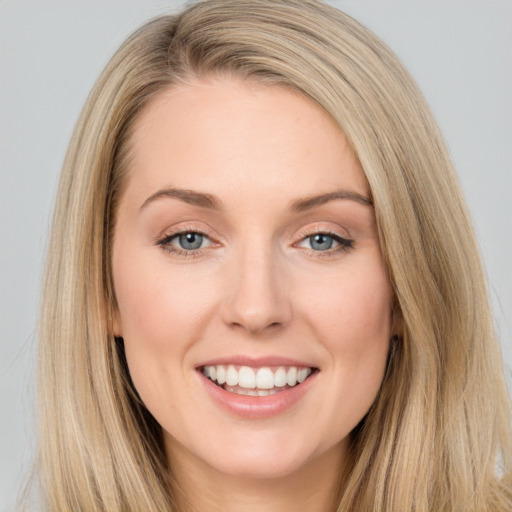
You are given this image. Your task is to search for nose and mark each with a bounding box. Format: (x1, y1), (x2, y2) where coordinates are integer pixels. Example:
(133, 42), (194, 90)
(220, 244), (292, 335)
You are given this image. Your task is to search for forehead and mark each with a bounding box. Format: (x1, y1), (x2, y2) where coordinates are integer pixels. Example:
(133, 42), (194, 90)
(124, 76), (368, 206)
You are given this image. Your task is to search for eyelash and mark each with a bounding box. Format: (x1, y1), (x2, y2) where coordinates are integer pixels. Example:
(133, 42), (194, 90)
(156, 228), (354, 258)
(157, 227), (213, 258)
(295, 228), (354, 257)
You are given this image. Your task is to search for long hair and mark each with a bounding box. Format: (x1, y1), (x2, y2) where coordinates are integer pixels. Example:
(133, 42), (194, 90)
(36, 0), (511, 510)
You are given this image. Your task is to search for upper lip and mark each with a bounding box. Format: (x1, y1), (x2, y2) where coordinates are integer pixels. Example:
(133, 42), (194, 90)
(196, 355), (318, 369)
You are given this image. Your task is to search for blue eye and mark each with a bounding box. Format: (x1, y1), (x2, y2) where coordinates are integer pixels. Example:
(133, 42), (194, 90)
(177, 232), (204, 250)
(309, 234), (335, 251)
(298, 232), (354, 253)
(158, 231), (211, 254)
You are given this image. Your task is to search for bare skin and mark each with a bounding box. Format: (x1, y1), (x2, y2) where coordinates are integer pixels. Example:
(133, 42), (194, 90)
(112, 76), (392, 511)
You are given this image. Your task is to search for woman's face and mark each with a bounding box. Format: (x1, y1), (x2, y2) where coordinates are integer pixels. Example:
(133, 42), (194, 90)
(112, 77), (393, 481)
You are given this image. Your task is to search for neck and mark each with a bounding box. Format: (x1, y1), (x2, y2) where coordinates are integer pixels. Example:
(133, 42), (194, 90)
(167, 441), (347, 512)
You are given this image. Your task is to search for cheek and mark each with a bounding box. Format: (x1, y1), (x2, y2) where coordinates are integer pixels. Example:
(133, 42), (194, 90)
(112, 259), (218, 419)
(298, 257), (392, 416)
(302, 259), (392, 346)
(112, 250), (225, 403)
(114, 253), (215, 344)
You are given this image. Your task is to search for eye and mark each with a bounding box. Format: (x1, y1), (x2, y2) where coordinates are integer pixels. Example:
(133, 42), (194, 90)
(176, 232), (207, 250)
(308, 233), (336, 251)
(297, 232), (354, 253)
(158, 230), (212, 255)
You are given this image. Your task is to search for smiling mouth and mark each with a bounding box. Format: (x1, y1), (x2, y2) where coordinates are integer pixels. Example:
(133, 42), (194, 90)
(201, 364), (316, 396)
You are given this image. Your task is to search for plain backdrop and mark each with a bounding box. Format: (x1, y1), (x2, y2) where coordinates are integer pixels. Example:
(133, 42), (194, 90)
(1, 1), (511, 509)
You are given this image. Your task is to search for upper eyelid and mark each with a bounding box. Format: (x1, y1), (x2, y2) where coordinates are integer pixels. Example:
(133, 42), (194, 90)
(155, 222), (354, 245)
(156, 223), (216, 243)
(295, 232), (353, 248)
(157, 230), (214, 257)
(161, 231), (210, 243)
(295, 225), (352, 240)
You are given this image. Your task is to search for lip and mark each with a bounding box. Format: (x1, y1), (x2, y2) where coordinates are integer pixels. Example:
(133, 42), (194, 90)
(197, 355), (316, 368)
(196, 362), (318, 419)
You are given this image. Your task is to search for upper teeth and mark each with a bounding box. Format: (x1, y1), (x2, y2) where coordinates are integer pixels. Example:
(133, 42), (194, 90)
(202, 365), (312, 389)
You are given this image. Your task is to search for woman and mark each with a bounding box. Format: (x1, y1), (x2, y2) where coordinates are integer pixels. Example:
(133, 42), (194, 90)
(34, 0), (511, 510)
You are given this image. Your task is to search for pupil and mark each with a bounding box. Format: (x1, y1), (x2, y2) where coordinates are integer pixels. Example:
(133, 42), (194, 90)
(179, 232), (203, 250)
(311, 234), (333, 251)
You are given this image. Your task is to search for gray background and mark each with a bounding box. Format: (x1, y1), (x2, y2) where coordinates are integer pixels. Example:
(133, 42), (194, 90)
(1, 1), (511, 509)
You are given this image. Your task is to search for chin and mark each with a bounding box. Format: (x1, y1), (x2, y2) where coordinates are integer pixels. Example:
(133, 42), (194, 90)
(197, 432), (329, 481)
(210, 453), (310, 480)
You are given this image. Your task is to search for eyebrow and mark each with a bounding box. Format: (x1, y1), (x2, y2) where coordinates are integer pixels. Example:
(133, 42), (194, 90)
(290, 190), (372, 211)
(139, 186), (372, 212)
(140, 188), (222, 211)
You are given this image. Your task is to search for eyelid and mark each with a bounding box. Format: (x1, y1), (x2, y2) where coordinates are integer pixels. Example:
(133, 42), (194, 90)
(295, 224), (352, 242)
(155, 222), (354, 258)
(155, 222), (221, 257)
(293, 226), (355, 254)
(155, 221), (217, 243)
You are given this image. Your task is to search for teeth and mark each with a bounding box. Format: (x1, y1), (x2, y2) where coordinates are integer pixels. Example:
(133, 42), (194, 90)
(224, 386), (281, 396)
(256, 367), (274, 389)
(238, 366), (256, 389)
(225, 365), (238, 386)
(216, 365), (226, 384)
(286, 367), (297, 386)
(202, 364), (313, 391)
(274, 367), (287, 387)
(297, 368), (309, 383)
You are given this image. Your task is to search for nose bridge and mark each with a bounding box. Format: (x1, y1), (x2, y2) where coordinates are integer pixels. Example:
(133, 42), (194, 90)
(222, 236), (291, 334)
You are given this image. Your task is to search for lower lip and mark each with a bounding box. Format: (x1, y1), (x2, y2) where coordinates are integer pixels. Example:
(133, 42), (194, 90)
(198, 370), (317, 419)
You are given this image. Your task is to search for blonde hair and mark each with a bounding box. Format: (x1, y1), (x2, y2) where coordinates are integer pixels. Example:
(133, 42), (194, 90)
(36, 0), (511, 510)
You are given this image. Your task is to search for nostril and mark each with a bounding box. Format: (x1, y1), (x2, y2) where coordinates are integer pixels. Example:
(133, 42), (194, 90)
(227, 318), (284, 335)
